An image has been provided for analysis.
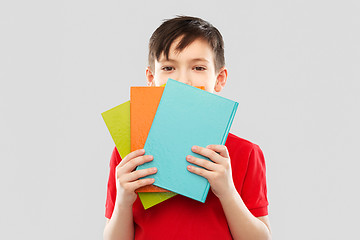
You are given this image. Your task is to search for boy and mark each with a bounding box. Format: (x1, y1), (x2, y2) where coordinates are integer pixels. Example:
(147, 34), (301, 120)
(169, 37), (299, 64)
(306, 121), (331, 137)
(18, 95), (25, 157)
(103, 16), (271, 240)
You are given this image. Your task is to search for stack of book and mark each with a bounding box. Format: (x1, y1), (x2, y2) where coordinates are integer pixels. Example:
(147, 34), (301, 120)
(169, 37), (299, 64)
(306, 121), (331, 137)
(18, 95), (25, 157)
(102, 79), (238, 209)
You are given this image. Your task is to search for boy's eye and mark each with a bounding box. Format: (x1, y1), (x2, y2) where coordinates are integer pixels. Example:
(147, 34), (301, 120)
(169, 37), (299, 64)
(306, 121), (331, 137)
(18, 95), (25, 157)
(162, 66), (174, 71)
(194, 66), (206, 71)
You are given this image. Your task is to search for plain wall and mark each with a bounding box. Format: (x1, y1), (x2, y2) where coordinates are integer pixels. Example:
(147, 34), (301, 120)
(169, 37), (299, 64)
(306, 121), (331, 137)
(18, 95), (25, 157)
(1, 0), (359, 239)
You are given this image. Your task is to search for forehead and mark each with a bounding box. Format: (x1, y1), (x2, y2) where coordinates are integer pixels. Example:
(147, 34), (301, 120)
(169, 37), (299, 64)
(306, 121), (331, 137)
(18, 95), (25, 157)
(158, 37), (215, 63)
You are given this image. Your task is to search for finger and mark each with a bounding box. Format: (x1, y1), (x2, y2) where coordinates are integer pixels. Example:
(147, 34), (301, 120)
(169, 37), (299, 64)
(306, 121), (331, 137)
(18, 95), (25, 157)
(121, 154), (154, 173)
(206, 145), (229, 158)
(125, 178), (155, 192)
(186, 155), (219, 171)
(118, 149), (145, 167)
(187, 164), (212, 179)
(125, 167), (157, 182)
(191, 145), (224, 163)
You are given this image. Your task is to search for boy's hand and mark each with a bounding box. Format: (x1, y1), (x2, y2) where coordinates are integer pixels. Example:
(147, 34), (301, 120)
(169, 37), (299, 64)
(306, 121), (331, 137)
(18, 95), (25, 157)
(114, 149), (157, 208)
(186, 145), (236, 200)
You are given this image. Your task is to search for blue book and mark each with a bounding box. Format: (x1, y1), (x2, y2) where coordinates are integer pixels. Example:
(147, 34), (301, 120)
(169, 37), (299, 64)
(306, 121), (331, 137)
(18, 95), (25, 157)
(137, 79), (238, 202)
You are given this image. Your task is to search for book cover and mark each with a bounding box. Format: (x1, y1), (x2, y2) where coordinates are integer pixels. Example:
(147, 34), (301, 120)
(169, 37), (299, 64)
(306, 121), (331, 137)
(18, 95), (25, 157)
(101, 101), (130, 158)
(137, 79), (238, 202)
(130, 86), (171, 193)
(138, 191), (178, 209)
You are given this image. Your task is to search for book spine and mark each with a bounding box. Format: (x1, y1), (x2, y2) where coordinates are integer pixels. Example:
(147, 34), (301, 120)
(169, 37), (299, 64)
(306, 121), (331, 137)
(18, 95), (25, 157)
(221, 102), (239, 145)
(200, 181), (211, 203)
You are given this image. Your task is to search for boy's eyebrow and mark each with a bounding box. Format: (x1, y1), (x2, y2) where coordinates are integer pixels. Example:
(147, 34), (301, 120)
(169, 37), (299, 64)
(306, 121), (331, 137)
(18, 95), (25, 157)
(159, 58), (210, 63)
(190, 58), (210, 63)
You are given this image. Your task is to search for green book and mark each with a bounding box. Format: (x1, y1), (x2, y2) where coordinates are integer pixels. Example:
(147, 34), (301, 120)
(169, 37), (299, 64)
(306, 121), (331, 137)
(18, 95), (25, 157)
(102, 101), (130, 158)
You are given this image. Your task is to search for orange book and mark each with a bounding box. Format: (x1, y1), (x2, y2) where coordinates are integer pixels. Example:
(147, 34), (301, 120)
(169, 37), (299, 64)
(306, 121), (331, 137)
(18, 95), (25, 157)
(131, 86), (169, 192)
(131, 85), (204, 193)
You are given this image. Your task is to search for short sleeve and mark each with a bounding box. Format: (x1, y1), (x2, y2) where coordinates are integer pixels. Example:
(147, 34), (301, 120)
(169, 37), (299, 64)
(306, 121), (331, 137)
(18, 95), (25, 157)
(240, 144), (269, 217)
(105, 147), (121, 219)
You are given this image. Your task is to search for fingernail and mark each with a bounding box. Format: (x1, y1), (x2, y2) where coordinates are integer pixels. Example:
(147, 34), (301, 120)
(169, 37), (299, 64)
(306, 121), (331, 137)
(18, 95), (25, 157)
(192, 146), (197, 151)
(186, 155), (191, 160)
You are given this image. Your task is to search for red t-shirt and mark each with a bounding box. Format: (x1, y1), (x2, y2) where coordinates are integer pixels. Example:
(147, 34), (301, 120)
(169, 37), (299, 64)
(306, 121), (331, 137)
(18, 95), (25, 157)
(105, 133), (268, 239)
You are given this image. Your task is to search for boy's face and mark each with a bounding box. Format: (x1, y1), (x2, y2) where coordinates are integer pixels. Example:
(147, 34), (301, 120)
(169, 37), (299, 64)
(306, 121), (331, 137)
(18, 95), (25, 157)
(146, 37), (227, 93)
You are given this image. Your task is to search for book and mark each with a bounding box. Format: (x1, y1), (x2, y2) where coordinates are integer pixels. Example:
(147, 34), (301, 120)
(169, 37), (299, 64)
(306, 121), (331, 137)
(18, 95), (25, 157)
(101, 101), (130, 158)
(130, 86), (171, 193)
(138, 191), (178, 209)
(137, 79), (238, 203)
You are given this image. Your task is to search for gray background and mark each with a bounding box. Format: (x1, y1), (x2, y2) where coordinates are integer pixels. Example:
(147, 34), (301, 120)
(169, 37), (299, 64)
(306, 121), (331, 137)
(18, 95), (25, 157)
(1, 0), (359, 239)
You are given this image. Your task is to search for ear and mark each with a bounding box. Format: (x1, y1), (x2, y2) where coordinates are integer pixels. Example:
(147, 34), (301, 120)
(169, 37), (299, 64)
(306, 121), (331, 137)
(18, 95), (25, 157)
(146, 67), (155, 86)
(214, 67), (228, 92)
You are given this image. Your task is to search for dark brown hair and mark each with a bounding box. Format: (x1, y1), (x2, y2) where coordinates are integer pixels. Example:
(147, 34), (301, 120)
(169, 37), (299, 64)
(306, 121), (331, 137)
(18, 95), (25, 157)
(148, 15), (225, 73)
